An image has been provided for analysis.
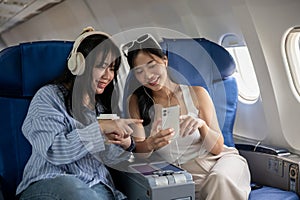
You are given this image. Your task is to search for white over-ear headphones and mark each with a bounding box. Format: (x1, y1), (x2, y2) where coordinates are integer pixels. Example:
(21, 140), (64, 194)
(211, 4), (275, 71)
(67, 27), (112, 75)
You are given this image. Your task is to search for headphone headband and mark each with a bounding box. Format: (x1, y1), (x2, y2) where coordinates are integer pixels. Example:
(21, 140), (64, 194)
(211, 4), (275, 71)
(70, 28), (112, 57)
(67, 27), (112, 75)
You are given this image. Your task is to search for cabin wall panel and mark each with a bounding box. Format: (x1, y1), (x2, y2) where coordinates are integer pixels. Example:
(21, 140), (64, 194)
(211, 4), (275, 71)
(246, 0), (300, 151)
(230, 0), (273, 146)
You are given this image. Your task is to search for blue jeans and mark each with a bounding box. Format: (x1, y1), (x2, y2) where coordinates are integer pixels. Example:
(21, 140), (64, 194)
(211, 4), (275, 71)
(19, 176), (118, 200)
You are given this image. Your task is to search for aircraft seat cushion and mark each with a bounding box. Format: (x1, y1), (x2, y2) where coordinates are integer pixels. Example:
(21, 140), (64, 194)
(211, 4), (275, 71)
(21, 41), (73, 96)
(0, 40), (73, 199)
(160, 38), (236, 82)
(0, 46), (22, 96)
(160, 38), (237, 147)
(249, 186), (300, 200)
(0, 98), (32, 199)
(0, 41), (73, 97)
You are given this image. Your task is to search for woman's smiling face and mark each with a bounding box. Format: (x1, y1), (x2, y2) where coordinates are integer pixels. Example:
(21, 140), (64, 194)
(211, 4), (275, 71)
(133, 51), (168, 91)
(92, 52), (115, 94)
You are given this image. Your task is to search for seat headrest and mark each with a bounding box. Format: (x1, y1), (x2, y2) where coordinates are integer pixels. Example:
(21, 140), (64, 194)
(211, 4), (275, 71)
(160, 38), (235, 88)
(0, 41), (73, 97)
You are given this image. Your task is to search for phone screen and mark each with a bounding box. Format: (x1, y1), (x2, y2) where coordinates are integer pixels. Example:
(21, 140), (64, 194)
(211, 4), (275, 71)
(161, 105), (180, 139)
(151, 162), (183, 172)
(130, 164), (156, 175)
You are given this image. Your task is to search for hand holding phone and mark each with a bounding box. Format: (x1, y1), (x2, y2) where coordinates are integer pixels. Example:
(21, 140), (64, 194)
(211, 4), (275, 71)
(161, 105), (180, 139)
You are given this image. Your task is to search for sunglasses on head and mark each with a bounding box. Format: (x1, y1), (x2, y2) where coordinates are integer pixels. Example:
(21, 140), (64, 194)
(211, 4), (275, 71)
(122, 33), (161, 57)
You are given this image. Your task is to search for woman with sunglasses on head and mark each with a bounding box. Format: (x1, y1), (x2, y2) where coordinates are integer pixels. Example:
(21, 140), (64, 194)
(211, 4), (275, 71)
(123, 34), (251, 200)
(16, 27), (142, 200)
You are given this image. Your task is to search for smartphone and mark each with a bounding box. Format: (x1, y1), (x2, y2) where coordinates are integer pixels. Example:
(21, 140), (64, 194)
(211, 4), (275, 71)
(161, 105), (180, 139)
(97, 114), (119, 120)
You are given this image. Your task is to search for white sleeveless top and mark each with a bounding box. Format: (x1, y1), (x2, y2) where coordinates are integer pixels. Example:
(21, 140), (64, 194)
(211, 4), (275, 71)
(156, 85), (205, 165)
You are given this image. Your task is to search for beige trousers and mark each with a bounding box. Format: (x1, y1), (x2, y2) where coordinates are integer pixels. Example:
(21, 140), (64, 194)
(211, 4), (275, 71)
(181, 147), (251, 200)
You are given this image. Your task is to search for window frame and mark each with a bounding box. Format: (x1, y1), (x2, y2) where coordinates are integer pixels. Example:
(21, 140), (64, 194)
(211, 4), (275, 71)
(282, 27), (300, 102)
(219, 33), (260, 103)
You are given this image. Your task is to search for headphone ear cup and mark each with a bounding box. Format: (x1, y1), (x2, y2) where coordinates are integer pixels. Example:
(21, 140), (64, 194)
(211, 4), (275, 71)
(75, 52), (85, 75)
(68, 52), (85, 75)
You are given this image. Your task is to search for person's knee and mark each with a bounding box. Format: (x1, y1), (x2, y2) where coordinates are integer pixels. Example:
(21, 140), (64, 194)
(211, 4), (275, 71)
(50, 176), (100, 200)
(20, 176), (100, 200)
(208, 171), (228, 186)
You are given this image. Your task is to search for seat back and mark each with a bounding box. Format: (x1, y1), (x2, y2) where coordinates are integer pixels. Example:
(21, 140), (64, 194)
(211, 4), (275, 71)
(159, 38), (237, 147)
(0, 41), (73, 199)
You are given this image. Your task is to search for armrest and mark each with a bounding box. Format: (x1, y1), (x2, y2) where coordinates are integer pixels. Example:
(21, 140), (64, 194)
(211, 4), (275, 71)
(236, 143), (290, 156)
(236, 143), (300, 196)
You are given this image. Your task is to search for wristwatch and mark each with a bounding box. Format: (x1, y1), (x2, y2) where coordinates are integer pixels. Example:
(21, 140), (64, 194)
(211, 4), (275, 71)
(126, 136), (136, 152)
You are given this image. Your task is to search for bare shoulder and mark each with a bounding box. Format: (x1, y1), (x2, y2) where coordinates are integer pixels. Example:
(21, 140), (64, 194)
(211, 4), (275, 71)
(185, 85), (213, 108)
(189, 85), (210, 99)
(190, 85), (208, 93)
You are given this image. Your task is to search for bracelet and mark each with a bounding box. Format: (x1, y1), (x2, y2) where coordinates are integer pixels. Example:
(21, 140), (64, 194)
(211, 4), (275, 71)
(126, 136), (136, 152)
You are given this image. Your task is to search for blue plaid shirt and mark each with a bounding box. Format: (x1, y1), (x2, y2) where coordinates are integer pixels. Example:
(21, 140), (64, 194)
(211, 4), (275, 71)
(16, 84), (129, 199)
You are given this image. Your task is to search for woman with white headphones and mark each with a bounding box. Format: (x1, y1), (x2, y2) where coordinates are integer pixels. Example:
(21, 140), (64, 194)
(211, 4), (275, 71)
(16, 27), (142, 200)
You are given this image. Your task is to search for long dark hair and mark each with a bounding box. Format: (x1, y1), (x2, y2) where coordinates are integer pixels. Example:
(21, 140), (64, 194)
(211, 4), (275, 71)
(125, 37), (165, 126)
(53, 33), (121, 124)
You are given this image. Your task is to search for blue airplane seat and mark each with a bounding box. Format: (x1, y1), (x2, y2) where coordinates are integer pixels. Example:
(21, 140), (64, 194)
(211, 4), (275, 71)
(0, 41), (73, 200)
(160, 38), (236, 147)
(159, 38), (299, 200)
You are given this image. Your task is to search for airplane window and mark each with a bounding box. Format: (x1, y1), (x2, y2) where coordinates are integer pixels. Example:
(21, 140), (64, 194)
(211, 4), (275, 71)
(220, 34), (260, 103)
(283, 27), (300, 100)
